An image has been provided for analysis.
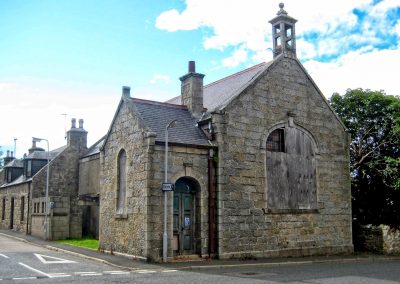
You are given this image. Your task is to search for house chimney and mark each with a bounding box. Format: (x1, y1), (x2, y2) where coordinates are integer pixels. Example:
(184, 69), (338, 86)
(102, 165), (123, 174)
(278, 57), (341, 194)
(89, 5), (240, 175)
(122, 86), (131, 98)
(28, 139), (45, 154)
(179, 61), (205, 116)
(3, 150), (15, 166)
(79, 119), (84, 128)
(67, 118), (88, 152)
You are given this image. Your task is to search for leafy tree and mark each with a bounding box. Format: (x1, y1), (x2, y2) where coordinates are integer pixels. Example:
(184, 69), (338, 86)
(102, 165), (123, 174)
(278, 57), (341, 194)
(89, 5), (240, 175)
(330, 89), (400, 226)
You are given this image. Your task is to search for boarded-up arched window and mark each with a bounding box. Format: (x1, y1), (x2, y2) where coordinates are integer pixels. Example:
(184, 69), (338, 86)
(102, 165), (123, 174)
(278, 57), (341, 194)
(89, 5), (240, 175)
(266, 126), (317, 210)
(117, 150), (127, 214)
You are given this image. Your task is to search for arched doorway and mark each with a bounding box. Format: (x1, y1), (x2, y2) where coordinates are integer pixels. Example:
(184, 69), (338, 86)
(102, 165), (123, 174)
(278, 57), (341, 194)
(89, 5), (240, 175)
(173, 177), (200, 256)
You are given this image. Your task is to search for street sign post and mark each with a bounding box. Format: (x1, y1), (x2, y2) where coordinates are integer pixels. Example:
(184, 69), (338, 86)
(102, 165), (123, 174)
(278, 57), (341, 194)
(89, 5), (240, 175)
(162, 183), (174, 192)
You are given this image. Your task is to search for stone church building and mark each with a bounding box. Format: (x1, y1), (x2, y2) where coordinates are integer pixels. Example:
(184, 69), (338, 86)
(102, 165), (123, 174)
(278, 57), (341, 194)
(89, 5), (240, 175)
(0, 4), (353, 262)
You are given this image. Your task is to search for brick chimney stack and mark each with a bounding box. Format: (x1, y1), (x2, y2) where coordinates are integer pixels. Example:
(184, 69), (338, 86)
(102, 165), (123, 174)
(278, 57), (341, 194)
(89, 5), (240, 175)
(122, 86), (131, 98)
(3, 150), (15, 165)
(179, 61), (205, 116)
(67, 118), (88, 153)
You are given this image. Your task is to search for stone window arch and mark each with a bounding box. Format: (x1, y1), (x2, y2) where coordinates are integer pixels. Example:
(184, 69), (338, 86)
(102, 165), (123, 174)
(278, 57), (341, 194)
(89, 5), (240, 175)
(116, 149), (127, 215)
(265, 124), (318, 211)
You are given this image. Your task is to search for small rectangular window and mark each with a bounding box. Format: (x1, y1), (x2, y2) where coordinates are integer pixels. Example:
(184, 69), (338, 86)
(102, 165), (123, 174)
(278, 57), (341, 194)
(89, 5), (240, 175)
(27, 161), (32, 177)
(41, 202), (45, 213)
(1, 198), (5, 220)
(20, 196), (25, 221)
(7, 170), (12, 183)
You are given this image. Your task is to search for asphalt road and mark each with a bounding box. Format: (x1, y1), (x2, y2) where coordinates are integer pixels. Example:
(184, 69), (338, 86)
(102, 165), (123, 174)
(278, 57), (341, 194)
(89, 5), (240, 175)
(1, 233), (400, 283)
(192, 259), (400, 283)
(0, 234), (265, 283)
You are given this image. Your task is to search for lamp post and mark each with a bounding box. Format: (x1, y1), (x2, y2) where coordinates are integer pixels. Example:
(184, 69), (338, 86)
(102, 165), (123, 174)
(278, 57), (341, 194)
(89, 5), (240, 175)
(163, 120), (177, 262)
(32, 137), (49, 241)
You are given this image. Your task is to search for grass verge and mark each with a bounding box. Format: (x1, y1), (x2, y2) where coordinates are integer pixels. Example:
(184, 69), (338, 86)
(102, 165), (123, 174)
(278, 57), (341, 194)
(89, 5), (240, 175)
(56, 238), (99, 250)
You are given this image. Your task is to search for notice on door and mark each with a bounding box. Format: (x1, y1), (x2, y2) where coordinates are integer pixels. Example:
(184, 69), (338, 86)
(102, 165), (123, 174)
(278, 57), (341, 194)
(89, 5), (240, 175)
(184, 217), (191, 226)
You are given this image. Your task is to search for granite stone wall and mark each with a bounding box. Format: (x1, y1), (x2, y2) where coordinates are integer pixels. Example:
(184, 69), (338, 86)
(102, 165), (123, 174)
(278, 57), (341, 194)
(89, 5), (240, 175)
(31, 132), (87, 239)
(356, 225), (400, 254)
(0, 183), (30, 233)
(100, 99), (211, 262)
(146, 144), (209, 261)
(100, 101), (149, 259)
(212, 55), (353, 259)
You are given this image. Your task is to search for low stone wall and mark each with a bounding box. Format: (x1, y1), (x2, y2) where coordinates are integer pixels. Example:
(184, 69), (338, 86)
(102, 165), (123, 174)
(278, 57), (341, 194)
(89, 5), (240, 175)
(357, 225), (400, 254)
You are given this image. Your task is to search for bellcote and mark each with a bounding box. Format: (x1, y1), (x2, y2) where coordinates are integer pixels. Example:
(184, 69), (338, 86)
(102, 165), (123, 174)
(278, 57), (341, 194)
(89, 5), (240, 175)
(269, 3), (297, 58)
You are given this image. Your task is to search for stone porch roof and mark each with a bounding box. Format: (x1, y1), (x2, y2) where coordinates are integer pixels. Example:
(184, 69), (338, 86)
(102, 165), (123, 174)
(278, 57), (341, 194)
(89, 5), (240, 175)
(131, 98), (210, 146)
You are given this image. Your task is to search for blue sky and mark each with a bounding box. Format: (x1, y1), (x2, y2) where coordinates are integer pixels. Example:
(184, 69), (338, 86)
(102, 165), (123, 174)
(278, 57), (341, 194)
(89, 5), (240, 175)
(1, 0), (399, 158)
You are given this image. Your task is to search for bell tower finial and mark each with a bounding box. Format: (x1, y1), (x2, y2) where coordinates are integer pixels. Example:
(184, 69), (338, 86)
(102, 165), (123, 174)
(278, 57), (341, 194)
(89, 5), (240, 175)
(269, 3), (297, 58)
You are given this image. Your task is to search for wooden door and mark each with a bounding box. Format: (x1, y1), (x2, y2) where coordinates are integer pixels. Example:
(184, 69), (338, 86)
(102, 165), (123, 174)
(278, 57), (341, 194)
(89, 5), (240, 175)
(173, 190), (195, 255)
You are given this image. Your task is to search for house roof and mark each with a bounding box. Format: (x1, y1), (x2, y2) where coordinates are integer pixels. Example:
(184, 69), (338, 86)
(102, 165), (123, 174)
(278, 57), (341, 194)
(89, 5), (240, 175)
(166, 62), (272, 112)
(25, 146), (66, 160)
(131, 98), (210, 146)
(4, 159), (23, 168)
(83, 135), (105, 157)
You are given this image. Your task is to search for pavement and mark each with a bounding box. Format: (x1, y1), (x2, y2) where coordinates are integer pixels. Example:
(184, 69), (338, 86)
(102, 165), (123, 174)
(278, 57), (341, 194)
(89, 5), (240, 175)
(1, 229), (399, 272)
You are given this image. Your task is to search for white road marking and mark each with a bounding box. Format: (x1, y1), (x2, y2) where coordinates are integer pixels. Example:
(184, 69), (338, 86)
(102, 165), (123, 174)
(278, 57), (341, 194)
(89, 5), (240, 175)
(162, 269), (178, 273)
(47, 273), (71, 278)
(12, 277), (37, 280)
(75, 271), (103, 276)
(0, 253), (9, 259)
(103, 271), (130, 275)
(135, 270), (156, 274)
(18, 262), (51, 278)
(34, 253), (77, 264)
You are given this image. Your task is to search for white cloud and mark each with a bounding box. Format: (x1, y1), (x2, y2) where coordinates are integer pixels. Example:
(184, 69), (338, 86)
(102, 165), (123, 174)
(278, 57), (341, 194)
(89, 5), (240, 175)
(0, 82), (17, 92)
(149, 74), (171, 85)
(155, 0), (389, 67)
(0, 81), (119, 158)
(222, 48), (248, 68)
(303, 47), (400, 97)
(395, 20), (400, 37)
(369, 0), (400, 17)
(297, 39), (317, 59)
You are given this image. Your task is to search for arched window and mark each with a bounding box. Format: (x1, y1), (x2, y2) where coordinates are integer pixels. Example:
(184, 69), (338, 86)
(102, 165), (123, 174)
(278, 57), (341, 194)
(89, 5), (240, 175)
(117, 150), (127, 214)
(266, 126), (317, 210)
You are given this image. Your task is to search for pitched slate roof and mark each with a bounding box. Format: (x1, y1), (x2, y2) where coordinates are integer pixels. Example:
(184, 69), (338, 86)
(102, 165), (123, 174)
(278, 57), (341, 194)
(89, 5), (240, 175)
(166, 62), (272, 112)
(25, 146), (66, 160)
(83, 135), (105, 157)
(130, 98), (210, 146)
(4, 159), (23, 168)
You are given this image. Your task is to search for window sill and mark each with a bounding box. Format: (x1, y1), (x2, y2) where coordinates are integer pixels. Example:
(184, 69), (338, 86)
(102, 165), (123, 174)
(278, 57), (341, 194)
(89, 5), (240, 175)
(115, 213), (128, 219)
(263, 208), (319, 214)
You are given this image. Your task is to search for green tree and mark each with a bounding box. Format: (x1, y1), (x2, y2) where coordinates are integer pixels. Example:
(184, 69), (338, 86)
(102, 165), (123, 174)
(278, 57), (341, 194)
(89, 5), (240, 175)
(330, 89), (400, 226)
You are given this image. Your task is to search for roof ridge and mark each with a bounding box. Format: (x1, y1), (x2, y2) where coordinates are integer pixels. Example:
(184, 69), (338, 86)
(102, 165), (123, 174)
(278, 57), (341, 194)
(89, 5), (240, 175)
(131, 97), (187, 109)
(205, 62), (268, 89)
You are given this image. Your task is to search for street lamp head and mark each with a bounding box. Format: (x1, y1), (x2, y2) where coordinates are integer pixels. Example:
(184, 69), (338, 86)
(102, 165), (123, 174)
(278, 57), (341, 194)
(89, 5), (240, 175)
(167, 120), (178, 129)
(32, 137), (43, 142)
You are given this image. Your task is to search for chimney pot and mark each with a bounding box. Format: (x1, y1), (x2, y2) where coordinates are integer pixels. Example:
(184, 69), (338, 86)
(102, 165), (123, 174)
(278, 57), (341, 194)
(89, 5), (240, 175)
(71, 118), (76, 128)
(122, 86), (130, 98)
(6, 150), (10, 157)
(188, 61), (196, 73)
(79, 119), (84, 129)
(11, 151), (14, 157)
(32, 140), (37, 148)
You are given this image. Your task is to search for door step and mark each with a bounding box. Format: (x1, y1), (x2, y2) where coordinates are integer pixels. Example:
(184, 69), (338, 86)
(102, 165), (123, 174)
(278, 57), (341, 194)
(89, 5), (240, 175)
(172, 254), (205, 262)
